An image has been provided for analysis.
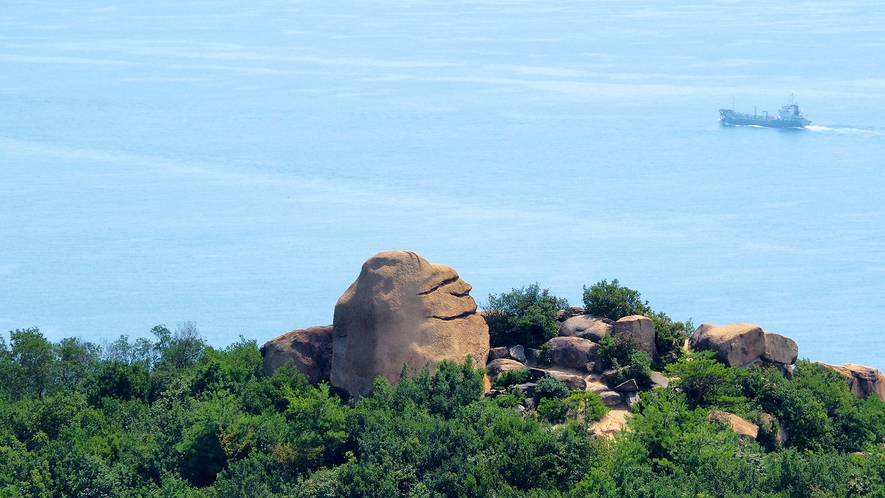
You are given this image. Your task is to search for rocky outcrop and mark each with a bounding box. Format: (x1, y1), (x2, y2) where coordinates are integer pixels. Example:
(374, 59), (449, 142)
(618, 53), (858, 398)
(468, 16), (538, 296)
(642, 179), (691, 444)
(818, 363), (885, 400)
(488, 346), (509, 361)
(762, 332), (799, 365)
(544, 337), (599, 371)
(612, 315), (657, 358)
(689, 323), (765, 367)
(558, 314), (613, 342)
(331, 251), (490, 397)
(708, 410), (759, 440)
(260, 325), (333, 384)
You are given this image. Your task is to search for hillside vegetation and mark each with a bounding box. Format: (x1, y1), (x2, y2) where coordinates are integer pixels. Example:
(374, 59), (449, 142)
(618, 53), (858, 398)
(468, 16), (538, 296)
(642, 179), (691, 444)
(4, 304), (885, 496)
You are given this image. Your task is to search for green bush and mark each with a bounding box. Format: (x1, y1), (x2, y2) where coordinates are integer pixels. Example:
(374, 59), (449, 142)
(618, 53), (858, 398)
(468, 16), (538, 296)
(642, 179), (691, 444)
(537, 397), (568, 424)
(493, 368), (530, 389)
(564, 392), (609, 422)
(596, 334), (637, 370)
(483, 284), (569, 348)
(535, 376), (571, 401)
(582, 279), (649, 320)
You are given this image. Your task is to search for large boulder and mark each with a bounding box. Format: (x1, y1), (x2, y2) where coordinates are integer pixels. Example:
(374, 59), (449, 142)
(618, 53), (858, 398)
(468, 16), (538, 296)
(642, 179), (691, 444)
(818, 363), (885, 400)
(762, 332), (799, 365)
(558, 315), (613, 342)
(331, 251), (490, 397)
(260, 325), (333, 384)
(689, 323), (765, 367)
(612, 315), (657, 358)
(544, 337), (599, 371)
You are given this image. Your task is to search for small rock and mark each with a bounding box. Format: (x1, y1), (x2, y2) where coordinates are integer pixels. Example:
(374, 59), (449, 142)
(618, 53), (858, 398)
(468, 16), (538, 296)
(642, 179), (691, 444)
(688, 323), (765, 367)
(509, 345), (526, 363)
(599, 390), (623, 407)
(523, 396), (537, 410)
(486, 358), (527, 377)
(650, 371), (669, 388)
(488, 346), (510, 361)
(513, 405), (526, 415)
(626, 392), (639, 411)
(601, 367), (628, 385)
(613, 378), (639, 393)
(547, 371), (587, 391)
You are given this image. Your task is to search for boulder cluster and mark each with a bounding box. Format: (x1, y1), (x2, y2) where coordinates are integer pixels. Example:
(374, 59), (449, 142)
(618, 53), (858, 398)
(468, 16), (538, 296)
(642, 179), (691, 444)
(261, 250), (885, 436)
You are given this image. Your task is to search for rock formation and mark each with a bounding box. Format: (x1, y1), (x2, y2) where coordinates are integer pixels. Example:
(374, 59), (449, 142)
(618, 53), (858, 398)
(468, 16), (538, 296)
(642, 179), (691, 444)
(818, 363), (885, 400)
(689, 323), (798, 375)
(558, 314), (613, 342)
(612, 315), (657, 359)
(544, 337), (599, 372)
(689, 323), (766, 367)
(708, 410), (759, 440)
(330, 251), (489, 397)
(260, 325), (333, 384)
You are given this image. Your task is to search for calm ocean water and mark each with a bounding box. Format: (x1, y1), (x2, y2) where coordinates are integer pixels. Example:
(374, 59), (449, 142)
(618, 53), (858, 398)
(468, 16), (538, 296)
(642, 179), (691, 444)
(2, 1), (885, 368)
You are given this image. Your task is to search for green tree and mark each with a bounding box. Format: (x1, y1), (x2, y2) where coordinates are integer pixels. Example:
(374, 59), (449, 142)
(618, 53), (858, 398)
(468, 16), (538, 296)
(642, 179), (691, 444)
(483, 284), (569, 347)
(582, 279), (649, 320)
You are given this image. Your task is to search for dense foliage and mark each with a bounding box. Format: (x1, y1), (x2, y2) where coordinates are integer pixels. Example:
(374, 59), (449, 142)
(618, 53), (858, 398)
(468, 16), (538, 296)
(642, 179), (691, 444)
(5, 324), (885, 497)
(483, 284), (569, 347)
(583, 279), (692, 366)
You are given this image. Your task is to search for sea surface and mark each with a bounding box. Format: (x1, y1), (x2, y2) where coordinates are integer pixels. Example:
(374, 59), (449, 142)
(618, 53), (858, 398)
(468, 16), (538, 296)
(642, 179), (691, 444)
(2, 0), (885, 369)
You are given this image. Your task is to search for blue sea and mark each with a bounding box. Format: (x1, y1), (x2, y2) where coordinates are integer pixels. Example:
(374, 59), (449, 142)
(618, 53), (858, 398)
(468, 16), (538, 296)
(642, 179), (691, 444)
(2, 0), (885, 369)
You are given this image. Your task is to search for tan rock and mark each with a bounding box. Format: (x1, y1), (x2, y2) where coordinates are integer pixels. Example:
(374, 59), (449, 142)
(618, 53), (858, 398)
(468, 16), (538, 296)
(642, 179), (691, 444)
(613, 315), (657, 358)
(558, 314), (613, 342)
(331, 251), (489, 397)
(762, 332), (799, 365)
(817, 363), (885, 400)
(260, 325), (333, 384)
(689, 323), (765, 367)
(708, 410), (759, 439)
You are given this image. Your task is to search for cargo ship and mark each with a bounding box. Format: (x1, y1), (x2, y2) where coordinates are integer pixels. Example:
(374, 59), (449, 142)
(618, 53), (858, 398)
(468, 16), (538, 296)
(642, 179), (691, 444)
(719, 98), (811, 128)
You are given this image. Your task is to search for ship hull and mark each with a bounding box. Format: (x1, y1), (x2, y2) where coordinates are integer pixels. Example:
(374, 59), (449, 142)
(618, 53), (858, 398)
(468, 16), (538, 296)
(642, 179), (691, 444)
(719, 109), (810, 128)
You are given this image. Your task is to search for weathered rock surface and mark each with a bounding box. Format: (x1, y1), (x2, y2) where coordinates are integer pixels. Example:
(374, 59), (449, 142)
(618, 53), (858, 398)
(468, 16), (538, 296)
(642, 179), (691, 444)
(818, 363), (885, 400)
(762, 332), (799, 365)
(260, 325), (333, 384)
(544, 370), (587, 391)
(599, 390), (623, 407)
(585, 380), (609, 394)
(509, 345), (526, 363)
(331, 251), (490, 397)
(689, 323), (765, 367)
(486, 358), (527, 377)
(650, 371), (669, 389)
(545, 337), (599, 371)
(613, 315), (657, 358)
(613, 378), (639, 393)
(487, 346), (509, 361)
(708, 410), (759, 440)
(558, 314), (613, 342)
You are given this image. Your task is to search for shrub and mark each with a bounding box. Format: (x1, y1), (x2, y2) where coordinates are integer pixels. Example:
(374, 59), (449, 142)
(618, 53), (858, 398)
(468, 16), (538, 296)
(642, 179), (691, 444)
(535, 376), (571, 401)
(582, 279), (649, 321)
(596, 335), (637, 371)
(538, 397), (568, 424)
(483, 284), (569, 348)
(493, 368), (530, 389)
(564, 392), (609, 422)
